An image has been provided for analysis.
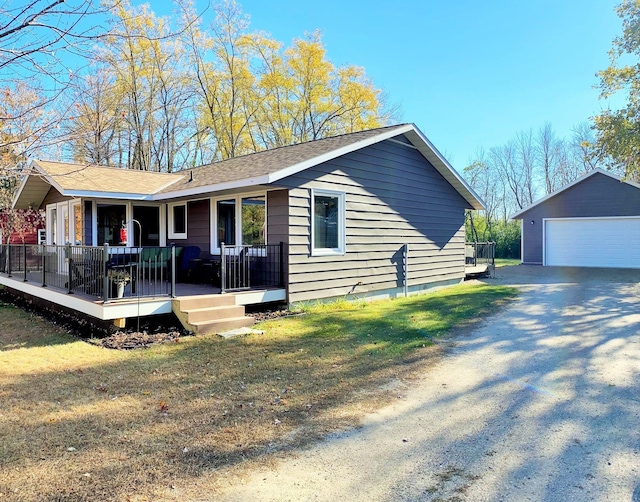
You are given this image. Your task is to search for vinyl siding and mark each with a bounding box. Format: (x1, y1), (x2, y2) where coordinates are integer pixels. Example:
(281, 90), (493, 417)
(276, 138), (469, 303)
(517, 173), (640, 264)
(167, 199), (209, 257)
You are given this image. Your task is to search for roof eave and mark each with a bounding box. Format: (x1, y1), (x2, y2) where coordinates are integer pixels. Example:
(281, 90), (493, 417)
(152, 123), (486, 210)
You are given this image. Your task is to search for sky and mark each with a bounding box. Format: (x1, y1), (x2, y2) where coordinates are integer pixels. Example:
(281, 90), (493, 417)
(145, 0), (623, 170)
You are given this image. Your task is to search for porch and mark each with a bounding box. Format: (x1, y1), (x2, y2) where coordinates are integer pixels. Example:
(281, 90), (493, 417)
(465, 241), (496, 278)
(0, 243), (286, 332)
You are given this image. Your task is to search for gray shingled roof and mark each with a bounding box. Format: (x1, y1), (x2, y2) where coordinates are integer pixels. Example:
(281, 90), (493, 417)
(12, 123), (485, 211)
(158, 124), (410, 194)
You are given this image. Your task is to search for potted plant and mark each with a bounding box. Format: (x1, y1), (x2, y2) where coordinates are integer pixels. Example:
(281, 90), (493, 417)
(108, 268), (130, 298)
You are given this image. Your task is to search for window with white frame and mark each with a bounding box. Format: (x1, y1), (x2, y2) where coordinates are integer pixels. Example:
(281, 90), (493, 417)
(311, 189), (345, 255)
(168, 202), (187, 239)
(212, 193), (266, 251)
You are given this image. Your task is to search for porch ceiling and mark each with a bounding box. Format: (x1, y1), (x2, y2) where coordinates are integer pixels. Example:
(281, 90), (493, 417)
(13, 174), (51, 209)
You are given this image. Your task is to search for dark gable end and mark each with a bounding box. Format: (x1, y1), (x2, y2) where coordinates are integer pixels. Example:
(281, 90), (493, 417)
(274, 137), (470, 303)
(515, 172), (640, 220)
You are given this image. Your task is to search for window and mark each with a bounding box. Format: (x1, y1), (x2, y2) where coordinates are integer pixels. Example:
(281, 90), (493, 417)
(212, 193), (266, 251)
(168, 202), (187, 239)
(311, 189), (345, 255)
(72, 202), (82, 245)
(241, 195), (265, 245)
(97, 204), (127, 246)
(217, 199), (236, 245)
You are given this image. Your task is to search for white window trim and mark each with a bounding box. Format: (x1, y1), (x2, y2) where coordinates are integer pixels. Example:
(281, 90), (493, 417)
(311, 188), (346, 256)
(168, 202), (187, 239)
(210, 192), (267, 254)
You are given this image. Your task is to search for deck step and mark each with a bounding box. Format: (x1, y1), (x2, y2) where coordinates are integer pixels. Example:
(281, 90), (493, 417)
(172, 294), (255, 335)
(182, 305), (246, 323)
(175, 294), (235, 311)
(190, 316), (256, 335)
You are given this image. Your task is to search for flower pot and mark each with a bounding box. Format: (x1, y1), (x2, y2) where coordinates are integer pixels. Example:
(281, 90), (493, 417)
(111, 281), (126, 298)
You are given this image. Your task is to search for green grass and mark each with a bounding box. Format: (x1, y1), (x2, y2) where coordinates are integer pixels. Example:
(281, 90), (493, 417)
(0, 282), (517, 501)
(495, 258), (521, 267)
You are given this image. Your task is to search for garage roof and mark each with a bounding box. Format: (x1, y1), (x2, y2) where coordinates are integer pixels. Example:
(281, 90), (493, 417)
(511, 169), (640, 220)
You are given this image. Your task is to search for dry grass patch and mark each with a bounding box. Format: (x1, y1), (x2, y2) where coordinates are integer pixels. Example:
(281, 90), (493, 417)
(0, 283), (516, 501)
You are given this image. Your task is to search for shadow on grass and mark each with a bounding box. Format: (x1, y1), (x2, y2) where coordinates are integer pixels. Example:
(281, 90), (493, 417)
(0, 283), (517, 501)
(0, 303), (76, 351)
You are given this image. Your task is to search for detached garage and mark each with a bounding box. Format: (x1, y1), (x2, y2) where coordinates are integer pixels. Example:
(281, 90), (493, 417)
(511, 169), (640, 268)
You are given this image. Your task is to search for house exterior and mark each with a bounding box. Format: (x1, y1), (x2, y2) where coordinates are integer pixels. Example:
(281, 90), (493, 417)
(511, 169), (640, 268)
(6, 123), (484, 329)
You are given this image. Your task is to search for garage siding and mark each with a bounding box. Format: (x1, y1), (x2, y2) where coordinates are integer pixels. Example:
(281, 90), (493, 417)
(517, 172), (640, 265)
(275, 138), (470, 304)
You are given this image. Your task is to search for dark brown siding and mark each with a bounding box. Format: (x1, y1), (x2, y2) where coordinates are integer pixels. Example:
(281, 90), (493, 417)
(517, 173), (640, 264)
(168, 199), (209, 258)
(40, 187), (70, 208)
(276, 138), (469, 303)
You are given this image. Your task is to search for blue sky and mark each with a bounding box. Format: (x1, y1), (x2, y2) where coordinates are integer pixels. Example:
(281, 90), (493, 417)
(157, 0), (623, 169)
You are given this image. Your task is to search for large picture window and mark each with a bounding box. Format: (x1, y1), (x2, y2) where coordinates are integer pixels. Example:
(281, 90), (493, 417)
(311, 189), (345, 255)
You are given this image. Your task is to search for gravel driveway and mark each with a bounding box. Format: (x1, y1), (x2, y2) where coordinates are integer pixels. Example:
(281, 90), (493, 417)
(216, 266), (640, 501)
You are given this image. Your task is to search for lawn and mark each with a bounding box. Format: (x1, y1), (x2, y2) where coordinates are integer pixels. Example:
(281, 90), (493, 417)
(0, 282), (517, 501)
(495, 258), (521, 267)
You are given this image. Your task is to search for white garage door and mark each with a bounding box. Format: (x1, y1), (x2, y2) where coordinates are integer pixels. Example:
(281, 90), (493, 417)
(545, 217), (640, 268)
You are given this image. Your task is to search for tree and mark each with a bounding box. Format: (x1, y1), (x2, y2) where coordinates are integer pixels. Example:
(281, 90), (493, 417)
(182, 0), (390, 161)
(594, 0), (640, 179)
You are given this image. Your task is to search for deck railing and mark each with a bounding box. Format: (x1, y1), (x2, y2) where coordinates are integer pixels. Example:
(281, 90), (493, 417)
(465, 241), (496, 275)
(0, 243), (176, 301)
(0, 242), (285, 299)
(220, 243), (284, 293)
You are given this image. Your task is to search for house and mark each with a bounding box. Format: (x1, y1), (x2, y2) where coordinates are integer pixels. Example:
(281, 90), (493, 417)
(511, 169), (640, 268)
(5, 123), (484, 331)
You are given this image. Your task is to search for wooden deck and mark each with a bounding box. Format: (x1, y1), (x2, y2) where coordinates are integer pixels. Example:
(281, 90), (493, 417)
(465, 264), (493, 278)
(0, 272), (286, 325)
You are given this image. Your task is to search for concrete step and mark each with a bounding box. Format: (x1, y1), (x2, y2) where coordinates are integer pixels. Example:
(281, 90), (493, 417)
(183, 305), (246, 324)
(190, 316), (256, 335)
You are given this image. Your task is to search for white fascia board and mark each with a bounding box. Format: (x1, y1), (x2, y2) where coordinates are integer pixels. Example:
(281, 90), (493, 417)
(265, 124), (415, 184)
(151, 123), (484, 209)
(10, 172), (29, 209)
(510, 168), (636, 220)
(65, 190), (155, 200)
(12, 160), (61, 209)
(153, 126), (416, 201)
